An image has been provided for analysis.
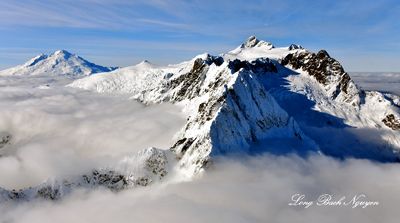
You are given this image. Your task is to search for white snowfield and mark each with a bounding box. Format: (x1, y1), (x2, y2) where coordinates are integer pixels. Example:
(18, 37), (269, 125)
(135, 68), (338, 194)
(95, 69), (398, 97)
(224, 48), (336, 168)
(1, 36), (400, 201)
(70, 36), (400, 175)
(0, 50), (115, 77)
(223, 35), (297, 61)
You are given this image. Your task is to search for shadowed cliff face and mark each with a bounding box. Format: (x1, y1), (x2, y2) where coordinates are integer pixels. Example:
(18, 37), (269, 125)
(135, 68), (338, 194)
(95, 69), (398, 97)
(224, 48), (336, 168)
(167, 47), (400, 174)
(168, 57), (314, 174)
(1, 37), (400, 205)
(282, 50), (360, 105)
(66, 36), (400, 179)
(281, 50), (400, 135)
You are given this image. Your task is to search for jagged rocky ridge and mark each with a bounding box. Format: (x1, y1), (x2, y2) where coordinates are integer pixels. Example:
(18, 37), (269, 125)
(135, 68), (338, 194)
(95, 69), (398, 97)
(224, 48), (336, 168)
(168, 57), (315, 173)
(0, 147), (168, 201)
(281, 49), (360, 105)
(383, 114), (400, 130)
(70, 36), (400, 175)
(279, 49), (400, 135)
(3, 36), (400, 201)
(0, 50), (116, 77)
(71, 52), (317, 174)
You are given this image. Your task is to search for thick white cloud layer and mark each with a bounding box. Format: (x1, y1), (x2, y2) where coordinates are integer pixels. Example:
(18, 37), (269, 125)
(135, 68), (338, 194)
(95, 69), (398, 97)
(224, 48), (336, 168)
(350, 72), (400, 95)
(0, 76), (185, 188)
(1, 154), (399, 223)
(0, 74), (399, 223)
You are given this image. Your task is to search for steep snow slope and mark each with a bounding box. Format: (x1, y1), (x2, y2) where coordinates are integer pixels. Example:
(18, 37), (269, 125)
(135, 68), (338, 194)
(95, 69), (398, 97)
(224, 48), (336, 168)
(224, 37), (400, 159)
(72, 61), (293, 175)
(276, 50), (400, 158)
(0, 50), (115, 77)
(223, 35), (303, 61)
(71, 55), (317, 174)
(70, 36), (400, 174)
(70, 60), (168, 97)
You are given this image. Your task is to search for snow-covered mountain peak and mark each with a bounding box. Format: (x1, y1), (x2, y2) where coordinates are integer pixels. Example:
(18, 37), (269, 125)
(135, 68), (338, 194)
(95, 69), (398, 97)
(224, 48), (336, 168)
(51, 49), (73, 58)
(243, 35), (259, 47)
(70, 52), (318, 174)
(194, 52), (212, 60)
(288, 44), (304, 50)
(139, 59), (150, 64)
(135, 60), (156, 69)
(242, 35), (274, 49)
(224, 37), (303, 61)
(53, 49), (71, 55)
(281, 49), (361, 105)
(70, 37), (400, 176)
(0, 50), (115, 77)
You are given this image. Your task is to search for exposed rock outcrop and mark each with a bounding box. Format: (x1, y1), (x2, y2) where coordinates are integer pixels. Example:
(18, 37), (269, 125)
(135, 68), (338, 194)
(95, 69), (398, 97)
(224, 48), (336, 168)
(0, 132), (11, 149)
(288, 44), (304, 50)
(383, 114), (400, 130)
(164, 58), (314, 173)
(241, 36), (274, 49)
(0, 147), (168, 201)
(281, 50), (360, 105)
(69, 36), (400, 175)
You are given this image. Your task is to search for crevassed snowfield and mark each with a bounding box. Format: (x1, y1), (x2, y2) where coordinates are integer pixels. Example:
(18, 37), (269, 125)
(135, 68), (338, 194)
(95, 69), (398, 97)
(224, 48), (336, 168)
(0, 72), (399, 223)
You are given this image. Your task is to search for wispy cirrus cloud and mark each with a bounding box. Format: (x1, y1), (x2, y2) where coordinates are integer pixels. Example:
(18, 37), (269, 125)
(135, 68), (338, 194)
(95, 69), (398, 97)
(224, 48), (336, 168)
(0, 0), (191, 30)
(0, 0), (399, 71)
(136, 18), (190, 29)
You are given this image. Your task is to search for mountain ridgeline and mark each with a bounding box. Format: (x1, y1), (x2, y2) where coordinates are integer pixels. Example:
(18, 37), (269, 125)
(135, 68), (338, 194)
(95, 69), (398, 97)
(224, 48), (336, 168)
(71, 36), (400, 174)
(1, 36), (400, 200)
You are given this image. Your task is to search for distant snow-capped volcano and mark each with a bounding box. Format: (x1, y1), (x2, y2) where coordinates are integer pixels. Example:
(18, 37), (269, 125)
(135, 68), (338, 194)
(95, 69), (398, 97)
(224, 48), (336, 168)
(1, 36), (400, 201)
(0, 50), (115, 76)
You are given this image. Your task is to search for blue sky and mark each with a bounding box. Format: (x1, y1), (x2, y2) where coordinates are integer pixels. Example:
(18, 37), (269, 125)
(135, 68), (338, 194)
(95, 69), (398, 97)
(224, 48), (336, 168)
(0, 0), (399, 71)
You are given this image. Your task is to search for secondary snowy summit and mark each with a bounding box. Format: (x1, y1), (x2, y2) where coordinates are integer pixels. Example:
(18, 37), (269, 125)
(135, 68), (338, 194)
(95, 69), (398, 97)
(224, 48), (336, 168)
(70, 36), (400, 175)
(0, 50), (115, 77)
(2, 36), (400, 201)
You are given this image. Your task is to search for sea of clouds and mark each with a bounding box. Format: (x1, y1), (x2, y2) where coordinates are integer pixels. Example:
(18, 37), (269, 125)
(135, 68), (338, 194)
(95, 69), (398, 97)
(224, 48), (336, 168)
(1, 155), (399, 223)
(350, 72), (400, 95)
(0, 74), (399, 223)
(0, 76), (185, 189)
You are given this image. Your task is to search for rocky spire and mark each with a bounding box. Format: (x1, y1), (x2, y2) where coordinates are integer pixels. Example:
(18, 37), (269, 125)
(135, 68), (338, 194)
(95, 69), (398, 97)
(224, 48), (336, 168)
(242, 35), (274, 49)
